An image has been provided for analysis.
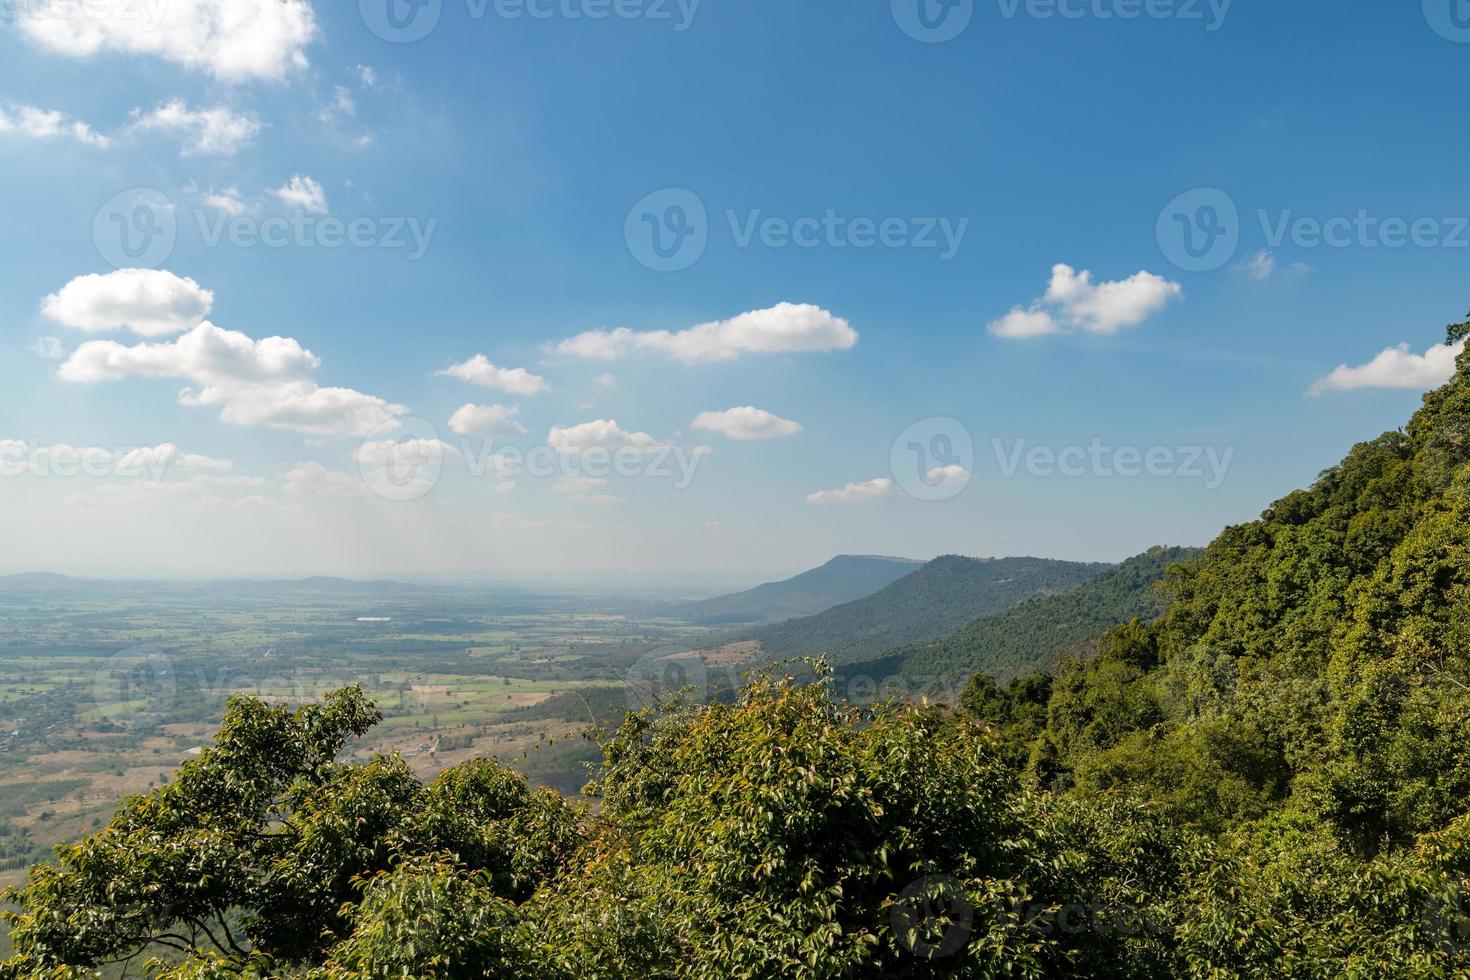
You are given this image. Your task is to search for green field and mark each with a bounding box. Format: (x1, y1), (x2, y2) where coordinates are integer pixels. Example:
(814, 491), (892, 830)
(0, 580), (715, 887)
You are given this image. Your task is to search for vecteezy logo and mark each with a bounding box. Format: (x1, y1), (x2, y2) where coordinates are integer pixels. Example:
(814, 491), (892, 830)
(1156, 187), (1240, 272)
(356, 416), (448, 502)
(91, 646), (176, 731)
(890, 417), (974, 502)
(360, 0), (442, 42)
(93, 188), (176, 269)
(891, 875), (974, 959)
(891, 0), (973, 43)
(625, 645), (708, 711)
(1424, 0), (1470, 41)
(625, 188), (708, 272)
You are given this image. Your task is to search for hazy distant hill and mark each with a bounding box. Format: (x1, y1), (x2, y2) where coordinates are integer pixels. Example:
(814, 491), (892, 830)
(740, 555), (1111, 663)
(882, 545), (1199, 684)
(0, 572), (86, 592)
(674, 554), (923, 625)
(0, 573), (420, 595)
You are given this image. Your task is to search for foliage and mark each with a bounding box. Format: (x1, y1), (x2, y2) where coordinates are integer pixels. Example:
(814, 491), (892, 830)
(894, 546), (1198, 685)
(1, 688), (584, 978)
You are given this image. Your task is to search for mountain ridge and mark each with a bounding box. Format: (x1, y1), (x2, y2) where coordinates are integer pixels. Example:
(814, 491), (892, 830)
(672, 553), (923, 625)
(737, 553), (1114, 663)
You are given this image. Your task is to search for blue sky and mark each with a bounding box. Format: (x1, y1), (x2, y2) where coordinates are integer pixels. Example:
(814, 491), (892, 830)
(1, 0), (1468, 580)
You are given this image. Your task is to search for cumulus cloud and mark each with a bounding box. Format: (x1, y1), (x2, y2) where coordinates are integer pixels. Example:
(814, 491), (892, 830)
(354, 437), (457, 468)
(437, 355), (548, 396)
(806, 477), (898, 505)
(201, 186), (250, 216)
(1308, 339), (1466, 396)
(58, 321), (318, 384)
(282, 461), (361, 498)
(554, 303), (857, 363)
(115, 443), (235, 474)
(986, 307), (1060, 339)
(924, 464), (970, 487)
(55, 295), (405, 438)
(42, 270), (214, 337)
(691, 406), (803, 441)
(989, 264), (1183, 338)
(0, 440), (235, 482)
(270, 174), (328, 213)
(447, 403), (526, 437)
(546, 419), (664, 453)
(0, 103), (108, 147)
(130, 101), (261, 156)
(177, 381), (405, 437)
(16, 0), (317, 82)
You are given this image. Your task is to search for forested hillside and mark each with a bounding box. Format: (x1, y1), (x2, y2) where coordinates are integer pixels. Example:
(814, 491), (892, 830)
(5, 326), (1469, 976)
(739, 555), (1112, 664)
(672, 554), (922, 625)
(884, 545), (1197, 685)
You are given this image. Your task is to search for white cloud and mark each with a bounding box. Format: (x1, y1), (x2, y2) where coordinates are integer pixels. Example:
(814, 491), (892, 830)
(1308, 339), (1465, 396)
(354, 437), (457, 468)
(554, 302), (857, 363)
(282, 461), (361, 498)
(806, 477), (898, 505)
(0, 103), (109, 147)
(986, 307), (1060, 339)
(42, 270), (214, 337)
(178, 381), (405, 437)
(1044, 264), (1182, 334)
(923, 464), (970, 488)
(31, 337), (66, 360)
(57, 312), (405, 438)
(270, 174), (328, 214)
(202, 186), (250, 216)
(17, 0), (317, 83)
(595, 373), (617, 389)
(447, 403), (526, 437)
(437, 355), (548, 396)
(115, 443), (234, 474)
(57, 321), (316, 384)
(0, 440), (236, 483)
(690, 406), (803, 441)
(356, 65), (378, 87)
(546, 419), (663, 453)
(131, 101), (260, 156)
(989, 264), (1183, 338)
(1240, 249), (1276, 280)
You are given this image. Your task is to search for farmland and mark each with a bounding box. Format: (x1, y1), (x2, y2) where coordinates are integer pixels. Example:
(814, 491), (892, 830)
(0, 578), (714, 889)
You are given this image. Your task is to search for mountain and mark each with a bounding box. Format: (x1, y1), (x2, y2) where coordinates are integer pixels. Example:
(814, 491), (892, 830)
(672, 554), (922, 625)
(739, 554), (1112, 663)
(0, 573), (420, 595)
(883, 545), (1199, 684)
(0, 572), (84, 592)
